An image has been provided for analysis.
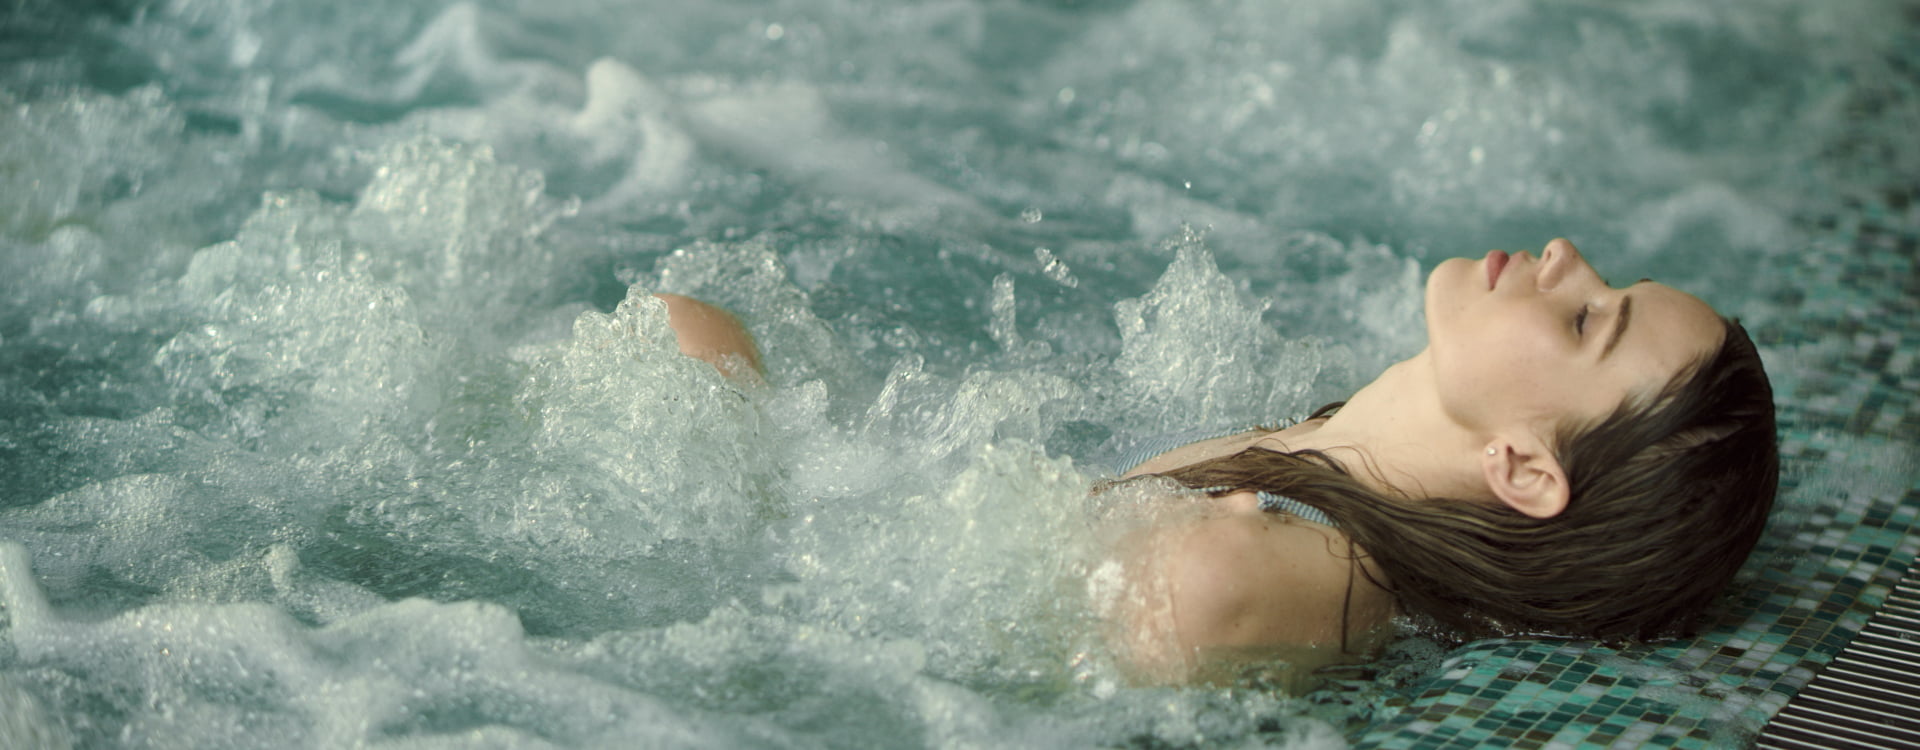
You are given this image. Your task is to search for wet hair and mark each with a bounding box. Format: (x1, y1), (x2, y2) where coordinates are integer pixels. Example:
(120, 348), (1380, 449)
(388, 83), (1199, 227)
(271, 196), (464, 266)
(1158, 317), (1778, 643)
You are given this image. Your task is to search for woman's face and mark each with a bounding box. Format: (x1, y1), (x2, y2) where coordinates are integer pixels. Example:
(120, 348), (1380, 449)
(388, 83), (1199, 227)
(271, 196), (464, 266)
(1423, 238), (1724, 437)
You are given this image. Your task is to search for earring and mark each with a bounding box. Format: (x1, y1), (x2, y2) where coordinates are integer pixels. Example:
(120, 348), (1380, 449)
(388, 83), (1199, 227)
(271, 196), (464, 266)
(1486, 447), (1498, 456)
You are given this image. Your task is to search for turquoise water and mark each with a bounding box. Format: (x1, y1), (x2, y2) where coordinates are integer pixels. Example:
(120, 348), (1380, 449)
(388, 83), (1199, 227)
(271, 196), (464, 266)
(1, 1), (1916, 747)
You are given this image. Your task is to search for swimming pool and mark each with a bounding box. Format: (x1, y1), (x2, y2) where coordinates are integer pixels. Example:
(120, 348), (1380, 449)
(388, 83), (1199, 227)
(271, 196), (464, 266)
(2, 0), (1915, 746)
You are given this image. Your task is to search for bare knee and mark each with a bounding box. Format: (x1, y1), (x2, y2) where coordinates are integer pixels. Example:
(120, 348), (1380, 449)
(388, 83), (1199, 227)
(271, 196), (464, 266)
(655, 293), (764, 381)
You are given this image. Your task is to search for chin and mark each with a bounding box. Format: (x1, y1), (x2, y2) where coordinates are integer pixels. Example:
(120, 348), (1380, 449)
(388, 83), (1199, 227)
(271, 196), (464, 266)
(1421, 257), (1478, 354)
(1422, 259), (1458, 327)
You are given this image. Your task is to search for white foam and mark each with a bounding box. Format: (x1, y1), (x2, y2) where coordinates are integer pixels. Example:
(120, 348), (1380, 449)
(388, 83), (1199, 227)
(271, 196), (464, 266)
(571, 59), (697, 210)
(514, 285), (773, 548)
(1112, 232), (1322, 429)
(2, 542), (740, 746)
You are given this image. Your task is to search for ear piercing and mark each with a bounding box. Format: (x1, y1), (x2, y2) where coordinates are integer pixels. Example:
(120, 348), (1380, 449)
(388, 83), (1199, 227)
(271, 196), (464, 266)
(1487, 447), (1498, 456)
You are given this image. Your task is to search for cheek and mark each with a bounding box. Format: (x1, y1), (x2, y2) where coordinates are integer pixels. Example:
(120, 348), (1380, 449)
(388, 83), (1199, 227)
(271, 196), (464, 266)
(1463, 319), (1567, 392)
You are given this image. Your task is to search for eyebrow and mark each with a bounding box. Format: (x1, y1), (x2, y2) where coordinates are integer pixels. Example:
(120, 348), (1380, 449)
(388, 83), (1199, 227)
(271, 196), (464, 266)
(1601, 294), (1632, 359)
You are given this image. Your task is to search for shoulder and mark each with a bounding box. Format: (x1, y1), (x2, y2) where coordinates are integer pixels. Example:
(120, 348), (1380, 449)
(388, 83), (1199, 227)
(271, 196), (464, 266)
(1108, 497), (1395, 683)
(1164, 503), (1390, 650)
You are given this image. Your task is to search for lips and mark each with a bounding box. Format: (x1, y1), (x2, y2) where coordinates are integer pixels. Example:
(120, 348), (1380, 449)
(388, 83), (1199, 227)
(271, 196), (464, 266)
(1486, 250), (1509, 289)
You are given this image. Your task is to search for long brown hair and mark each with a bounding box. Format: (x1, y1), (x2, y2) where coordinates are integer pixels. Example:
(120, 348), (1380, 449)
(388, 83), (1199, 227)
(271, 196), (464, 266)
(1158, 317), (1778, 642)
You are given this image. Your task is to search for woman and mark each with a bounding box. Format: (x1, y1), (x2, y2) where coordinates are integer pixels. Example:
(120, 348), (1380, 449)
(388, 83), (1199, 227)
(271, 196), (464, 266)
(658, 238), (1779, 688)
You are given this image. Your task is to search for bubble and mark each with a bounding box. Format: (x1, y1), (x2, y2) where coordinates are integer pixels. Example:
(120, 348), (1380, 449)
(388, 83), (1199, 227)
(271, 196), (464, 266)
(1111, 231), (1320, 429)
(1034, 247), (1081, 288)
(513, 285), (774, 550)
(151, 239), (437, 450)
(346, 137), (571, 338)
(987, 274), (1054, 360)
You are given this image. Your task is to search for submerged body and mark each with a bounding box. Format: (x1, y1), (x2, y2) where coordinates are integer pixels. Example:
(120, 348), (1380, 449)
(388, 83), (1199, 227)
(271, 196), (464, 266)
(662, 238), (1777, 689)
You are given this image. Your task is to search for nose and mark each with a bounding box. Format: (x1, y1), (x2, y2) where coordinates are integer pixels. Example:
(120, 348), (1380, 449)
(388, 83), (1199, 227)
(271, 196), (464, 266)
(1535, 238), (1593, 291)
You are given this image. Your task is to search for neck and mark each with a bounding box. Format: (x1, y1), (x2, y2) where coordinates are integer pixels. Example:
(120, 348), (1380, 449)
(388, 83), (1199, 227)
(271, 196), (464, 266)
(1284, 351), (1492, 503)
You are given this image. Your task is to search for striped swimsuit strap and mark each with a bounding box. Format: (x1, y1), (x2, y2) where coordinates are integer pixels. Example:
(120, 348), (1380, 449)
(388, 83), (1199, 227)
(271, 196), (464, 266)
(1111, 422), (1336, 528)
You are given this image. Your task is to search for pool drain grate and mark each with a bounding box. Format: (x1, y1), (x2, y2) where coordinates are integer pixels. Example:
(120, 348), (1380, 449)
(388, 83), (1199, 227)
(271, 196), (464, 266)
(1754, 557), (1920, 749)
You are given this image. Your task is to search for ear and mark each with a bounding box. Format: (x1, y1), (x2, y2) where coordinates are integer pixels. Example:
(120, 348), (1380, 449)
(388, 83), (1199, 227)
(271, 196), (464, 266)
(1481, 437), (1570, 519)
